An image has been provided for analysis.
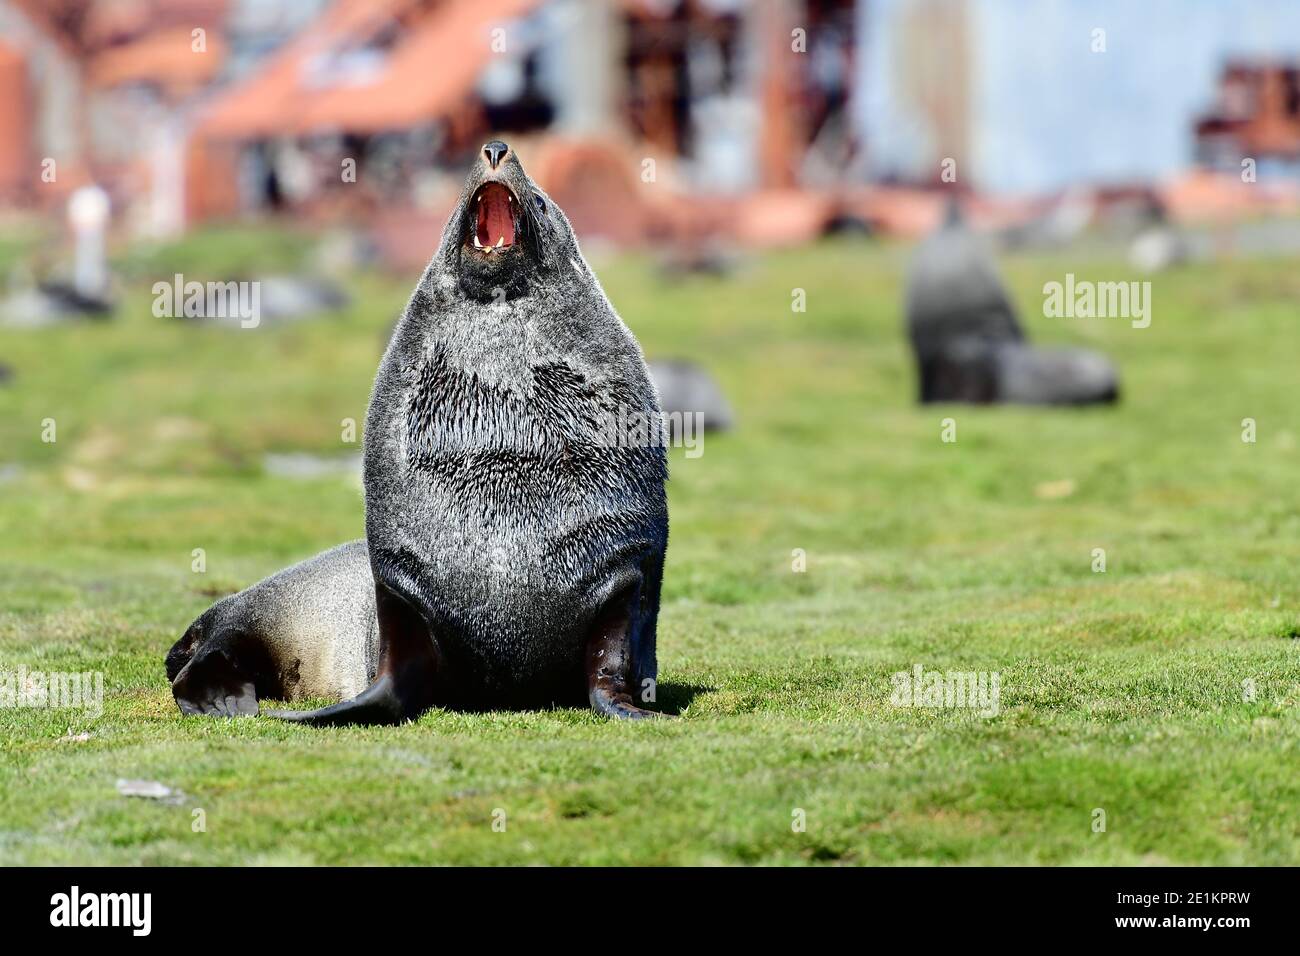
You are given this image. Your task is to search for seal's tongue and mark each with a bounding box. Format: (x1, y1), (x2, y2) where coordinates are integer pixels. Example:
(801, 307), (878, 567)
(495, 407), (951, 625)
(475, 183), (515, 248)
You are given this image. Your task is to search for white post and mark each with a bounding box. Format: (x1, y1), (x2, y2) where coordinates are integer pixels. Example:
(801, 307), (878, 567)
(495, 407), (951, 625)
(68, 185), (110, 297)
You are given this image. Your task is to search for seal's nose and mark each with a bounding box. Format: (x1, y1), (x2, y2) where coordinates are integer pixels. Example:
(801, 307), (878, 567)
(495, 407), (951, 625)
(482, 140), (509, 170)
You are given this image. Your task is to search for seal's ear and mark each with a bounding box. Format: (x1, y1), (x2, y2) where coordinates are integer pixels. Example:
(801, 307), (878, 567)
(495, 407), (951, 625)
(264, 580), (440, 727)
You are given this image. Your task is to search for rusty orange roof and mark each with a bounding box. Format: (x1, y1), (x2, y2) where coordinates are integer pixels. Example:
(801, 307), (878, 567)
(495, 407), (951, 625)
(1160, 169), (1300, 222)
(89, 27), (226, 92)
(83, 0), (229, 48)
(198, 0), (541, 139)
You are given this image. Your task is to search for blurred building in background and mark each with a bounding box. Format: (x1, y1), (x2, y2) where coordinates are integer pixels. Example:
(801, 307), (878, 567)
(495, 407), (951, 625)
(858, 0), (1300, 194)
(1, 0), (1298, 262)
(1194, 61), (1300, 176)
(183, 0), (860, 259)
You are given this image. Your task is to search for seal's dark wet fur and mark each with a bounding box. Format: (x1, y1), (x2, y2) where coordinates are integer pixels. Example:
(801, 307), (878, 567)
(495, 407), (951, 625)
(364, 144), (667, 710)
(169, 143), (669, 723)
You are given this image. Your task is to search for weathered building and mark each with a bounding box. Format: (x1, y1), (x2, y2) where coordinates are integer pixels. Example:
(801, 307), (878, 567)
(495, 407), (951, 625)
(856, 0), (1300, 194)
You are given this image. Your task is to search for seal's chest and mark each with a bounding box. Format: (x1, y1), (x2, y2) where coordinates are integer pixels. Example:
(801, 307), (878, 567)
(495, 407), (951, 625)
(404, 347), (619, 479)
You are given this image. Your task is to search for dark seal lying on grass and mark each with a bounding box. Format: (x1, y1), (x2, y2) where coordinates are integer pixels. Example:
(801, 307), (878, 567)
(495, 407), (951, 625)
(905, 199), (1119, 405)
(168, 141), (670, 725)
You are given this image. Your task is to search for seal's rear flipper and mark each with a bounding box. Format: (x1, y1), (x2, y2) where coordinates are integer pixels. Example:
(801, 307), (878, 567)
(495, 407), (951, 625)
(586, 595), (665, 720)
(264, 580), (439, 727)
(171, 635), (266, 718)
(992, 343), (1119, 405)
(917, 339), (1119, 406)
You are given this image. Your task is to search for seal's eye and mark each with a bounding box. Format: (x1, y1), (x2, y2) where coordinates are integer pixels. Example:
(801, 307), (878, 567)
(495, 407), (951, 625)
(533, 194), (547, 216)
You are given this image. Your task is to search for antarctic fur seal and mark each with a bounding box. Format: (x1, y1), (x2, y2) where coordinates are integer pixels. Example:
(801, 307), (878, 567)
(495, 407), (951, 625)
(905, 199), (1118, 405)
(167, 540), (377, 716)
(647, 358), (734, 435)
(170, 142), (670, 724)
(273, 140), (669, 724)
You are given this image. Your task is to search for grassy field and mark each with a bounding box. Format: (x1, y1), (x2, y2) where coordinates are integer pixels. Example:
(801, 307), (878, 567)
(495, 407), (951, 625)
(0, 225), (1296, 865)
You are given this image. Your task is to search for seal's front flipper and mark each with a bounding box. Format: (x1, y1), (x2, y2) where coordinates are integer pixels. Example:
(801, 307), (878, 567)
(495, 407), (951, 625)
(265, 580), (439, 727)
(264, 674), (403, 726)
(586, 596), (664, 720)
(171, 636), (264, 718)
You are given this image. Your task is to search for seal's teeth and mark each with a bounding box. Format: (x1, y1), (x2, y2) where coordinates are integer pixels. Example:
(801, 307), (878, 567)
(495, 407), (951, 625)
(473, 235), (482, 248)
(495, 236), (504, 248)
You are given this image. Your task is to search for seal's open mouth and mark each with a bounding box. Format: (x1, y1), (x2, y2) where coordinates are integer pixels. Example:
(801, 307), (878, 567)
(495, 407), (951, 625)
(470, 182), (517, 252)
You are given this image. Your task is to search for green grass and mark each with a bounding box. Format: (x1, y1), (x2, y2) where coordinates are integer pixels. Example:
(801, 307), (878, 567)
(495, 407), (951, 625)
(0, 226), (1297, 865)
